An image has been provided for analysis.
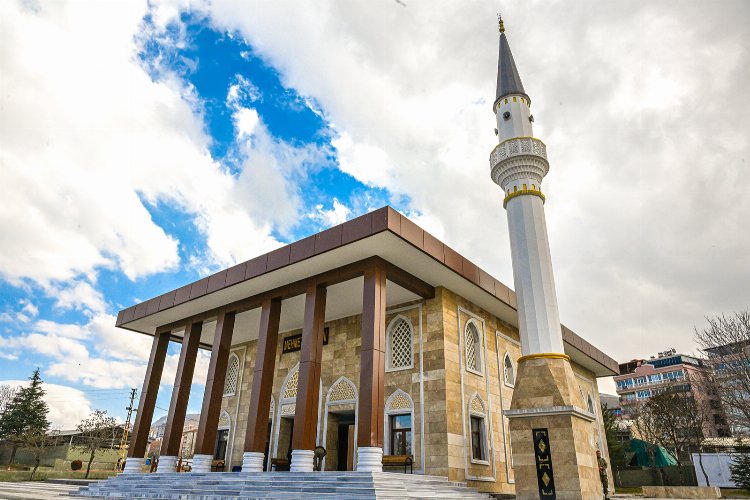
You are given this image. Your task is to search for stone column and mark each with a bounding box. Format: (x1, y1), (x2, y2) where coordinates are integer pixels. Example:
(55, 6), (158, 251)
(242, 297), (282, 472)
(124, 331), (170, 474)
(290, 282), (327, 472)
(158, 321), (203, 473)
(192, 311), (235, 473)
(356, 264), (387, 472)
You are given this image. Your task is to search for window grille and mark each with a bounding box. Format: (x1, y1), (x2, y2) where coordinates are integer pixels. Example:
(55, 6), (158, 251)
(223, 353), (240, 396)
(503, 353), (515, 385)
(388, 318), (413, 369)
(388, 391), (413, 411)
(465, 322), (482, 373)
(329, 379), (356, 403)
(283, 369), (299, 399)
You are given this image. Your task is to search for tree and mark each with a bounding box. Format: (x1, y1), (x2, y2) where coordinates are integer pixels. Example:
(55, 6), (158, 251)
(0, 369), (50, 468)
(694, 310), (750, 433)
(636, 384), (707, 485)
(602, 402), (626, 468)
(75, 410), (119, 479)
(0, 384), (18, 417)
(22, 429), (59, 480)
(729, 447), (750, 489)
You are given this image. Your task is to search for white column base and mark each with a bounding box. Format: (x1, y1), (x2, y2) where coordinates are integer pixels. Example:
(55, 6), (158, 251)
(241, 451), (265, 472)
(289, 449), (315, 472)
(122, 457), (144, 474)
(191, 454), (213, 473)
(356, 447), (383, 472)
(157, 455), (177, 473)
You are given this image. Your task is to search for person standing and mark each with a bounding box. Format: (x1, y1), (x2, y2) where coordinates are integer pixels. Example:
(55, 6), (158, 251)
(597, 449), (610, 499)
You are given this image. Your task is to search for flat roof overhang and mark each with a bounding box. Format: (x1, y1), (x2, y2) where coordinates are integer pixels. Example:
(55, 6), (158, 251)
(117, 207), (618, 377)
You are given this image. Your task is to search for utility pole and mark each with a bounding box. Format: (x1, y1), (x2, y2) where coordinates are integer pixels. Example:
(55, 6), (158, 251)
(117, 388), (137, 472)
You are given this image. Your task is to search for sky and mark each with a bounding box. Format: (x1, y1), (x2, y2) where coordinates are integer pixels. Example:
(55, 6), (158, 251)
(0, 0), (748, 428)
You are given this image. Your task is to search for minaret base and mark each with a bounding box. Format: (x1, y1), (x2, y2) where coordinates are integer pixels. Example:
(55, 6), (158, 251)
(506, 356), (603, 500)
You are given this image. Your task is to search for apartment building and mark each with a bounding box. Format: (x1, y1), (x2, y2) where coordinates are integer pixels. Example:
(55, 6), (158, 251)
(614, 349), (730, 438)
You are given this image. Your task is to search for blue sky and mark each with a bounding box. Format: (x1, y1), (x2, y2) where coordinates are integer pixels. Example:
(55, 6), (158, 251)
(1, 0), (749, 429)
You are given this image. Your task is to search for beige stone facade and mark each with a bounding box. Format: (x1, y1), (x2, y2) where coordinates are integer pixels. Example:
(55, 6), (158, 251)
(214, 286), (611, 496)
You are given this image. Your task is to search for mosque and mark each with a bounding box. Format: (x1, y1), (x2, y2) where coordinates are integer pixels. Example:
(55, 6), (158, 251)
(81, 17), (617, 500)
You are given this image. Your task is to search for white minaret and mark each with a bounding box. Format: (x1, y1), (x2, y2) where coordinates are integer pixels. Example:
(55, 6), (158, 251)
(489, 16), (563, 357)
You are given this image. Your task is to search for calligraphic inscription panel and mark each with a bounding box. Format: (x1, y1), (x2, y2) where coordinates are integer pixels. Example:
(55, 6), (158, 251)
(533, 428), (556, 499)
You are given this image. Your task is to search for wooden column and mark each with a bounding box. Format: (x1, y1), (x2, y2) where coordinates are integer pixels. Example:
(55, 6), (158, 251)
(160, 321), (203, 459)
(125, 331), (170, 470)
(290, 282), (327, 471)
(193, 311), (235, 461)
(244, 298), (282, 453)
(356, 263), (387, 471)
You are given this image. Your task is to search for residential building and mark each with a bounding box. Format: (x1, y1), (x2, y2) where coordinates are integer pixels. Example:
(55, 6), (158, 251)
(614, 349), (730, 438)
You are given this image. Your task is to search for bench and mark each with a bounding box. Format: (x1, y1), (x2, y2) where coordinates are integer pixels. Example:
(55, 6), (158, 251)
(270, 458), (290, 471)
(211, 460), (225, 472)
(382, 455), (413, 474)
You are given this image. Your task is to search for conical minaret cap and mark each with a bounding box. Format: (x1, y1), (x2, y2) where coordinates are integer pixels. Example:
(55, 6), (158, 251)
(495, 31), (530, 107)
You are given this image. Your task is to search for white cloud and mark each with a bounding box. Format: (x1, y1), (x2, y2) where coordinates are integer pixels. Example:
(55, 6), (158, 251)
(0, 0), (308, 288)
(311, 199), (351, 227)
(0, 379), (92, 429)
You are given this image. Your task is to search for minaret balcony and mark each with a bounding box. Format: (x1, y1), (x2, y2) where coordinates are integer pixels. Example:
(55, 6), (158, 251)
(489, 136), (550, 189)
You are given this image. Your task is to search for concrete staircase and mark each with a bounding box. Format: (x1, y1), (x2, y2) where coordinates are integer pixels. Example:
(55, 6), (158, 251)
(73, 471), (494, 499)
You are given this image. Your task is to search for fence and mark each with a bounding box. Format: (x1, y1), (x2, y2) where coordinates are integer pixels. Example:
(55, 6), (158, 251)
(692, 453), (737, 488)
(614, 466), (698, 488)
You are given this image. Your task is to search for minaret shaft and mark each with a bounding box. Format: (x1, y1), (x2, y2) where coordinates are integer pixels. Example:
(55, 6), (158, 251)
(506, 195), (563, 356)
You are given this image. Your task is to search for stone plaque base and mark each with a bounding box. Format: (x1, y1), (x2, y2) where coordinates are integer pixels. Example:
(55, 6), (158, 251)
(507, 355), (603, 500)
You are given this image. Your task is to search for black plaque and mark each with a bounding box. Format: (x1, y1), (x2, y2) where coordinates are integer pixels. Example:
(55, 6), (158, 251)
(533, 428), (556, 499)
(282, 327), (329, 354)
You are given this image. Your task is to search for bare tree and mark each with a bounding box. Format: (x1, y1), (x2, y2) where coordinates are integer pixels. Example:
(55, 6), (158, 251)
(635, 385), (707, 485)
(22, 429), (59, 480)
(0, 384), (18, 417)
(75, 410), (119, 479)
(694, 310), (750, 433)
(630, 401), (668, 485)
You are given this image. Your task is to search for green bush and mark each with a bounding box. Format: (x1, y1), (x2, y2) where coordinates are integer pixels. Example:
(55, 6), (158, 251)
(730, 453), (750, 490)
(70, 459), (82, 471)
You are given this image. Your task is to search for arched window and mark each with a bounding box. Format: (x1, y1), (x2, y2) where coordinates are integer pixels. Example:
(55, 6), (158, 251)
(223, 352), (240, 397)
(465, 321), (483, 375)
(587, 393), (596, 415)
(468, 394), (488, 462)
(503, 353), (515, 387)
(385, 390), (414, 457)
(386, 316), (413, 371)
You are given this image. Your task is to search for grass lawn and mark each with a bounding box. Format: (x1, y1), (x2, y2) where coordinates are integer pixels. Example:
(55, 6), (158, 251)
(616, 486), (643, 494)
(0, 468), (117, 482)
(722, 489), (750, 499)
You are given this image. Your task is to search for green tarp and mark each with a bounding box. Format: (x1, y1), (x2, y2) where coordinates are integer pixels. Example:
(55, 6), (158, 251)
(629, 438), (677, 467)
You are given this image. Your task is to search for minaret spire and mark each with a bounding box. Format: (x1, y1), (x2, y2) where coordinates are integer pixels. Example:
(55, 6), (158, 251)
(495, 17), (529, 109)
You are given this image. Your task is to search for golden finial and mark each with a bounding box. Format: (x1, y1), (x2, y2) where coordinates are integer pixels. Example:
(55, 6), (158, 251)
(497, 13), (505, 33)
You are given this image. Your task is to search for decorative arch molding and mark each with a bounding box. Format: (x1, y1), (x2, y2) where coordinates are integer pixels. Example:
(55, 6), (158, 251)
(385, 314), (414, 372)
(383, 389), (415, 458)
(218, 410), (231, 430)
(468, 392), (486, 417)
(321, 376), (359, 471)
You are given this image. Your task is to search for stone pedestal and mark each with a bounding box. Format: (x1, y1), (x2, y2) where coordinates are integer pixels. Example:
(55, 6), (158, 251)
(290, 449), (315, 472)
(506, 355), (601, 500)
(156, 455), (177, 474)
(242, 451), (265, 472)
(122, 457), (144, 474)
(191, 454), (213, 473)
(355, 446), (383, 472)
